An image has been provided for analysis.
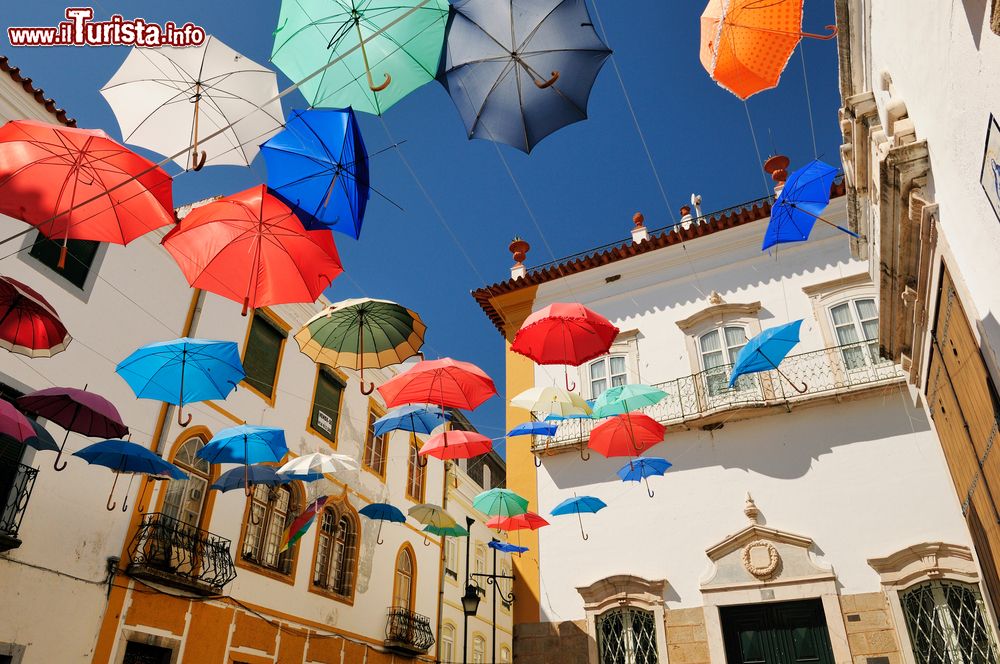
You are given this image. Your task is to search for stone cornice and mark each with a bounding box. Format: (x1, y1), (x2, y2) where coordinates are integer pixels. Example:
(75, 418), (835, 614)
(675, 302), (762, 334)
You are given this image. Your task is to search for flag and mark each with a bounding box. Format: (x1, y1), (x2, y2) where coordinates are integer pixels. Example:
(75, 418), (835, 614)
(280, 495), (330, 552)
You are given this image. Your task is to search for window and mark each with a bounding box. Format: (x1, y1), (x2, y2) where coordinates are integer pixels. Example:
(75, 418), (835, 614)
(829, 298), (880, 369)
(122, 641), (172, 664)
(589, 355), (627, 398)
(393, 546), (415, 610)
(500, 562), (513, 611)
(500, 646), (512, 663)
(310, 367), (344, 444)
(472, 636), (486, 664)
(363, 408), (388, 478)
(900, 580), (998, 664)
(242, 311), (287, 402)
(312, 506), (358, 601)
(161, 436), (210, 528)
(406, 436), (425, 502)
(699, 326), (752, 396)
(481, 464), (491, 490)
(441, 624), (455, 663)
(241, 484), (297, 575)
(444, 536), (459, 580)
(475, 544), (486, 576)
(597, 607), (659, 664)
(28, 232), (99, 290)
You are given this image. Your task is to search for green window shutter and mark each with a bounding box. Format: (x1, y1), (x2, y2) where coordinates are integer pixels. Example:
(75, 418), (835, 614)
(28, 232), (100, 289)
(243, 314), (285, 398)
(311, 368), (344, 441)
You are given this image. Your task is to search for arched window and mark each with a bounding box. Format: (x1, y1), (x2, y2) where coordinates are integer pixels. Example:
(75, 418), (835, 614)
(500, 646), (512, 663)
(406, 436), (426, 501)
(475, 543), (487, 576)
(699, 325), (749, 395)
(597, 607), (659, 664)
(393, 545), (415, 610)
(162, 436), (210, 527)
(472, 635), (486, 664)
(440, 624), (455, 663)
(589, 355), (628, 399)
(900, 580), (998, 663)
(241, 484), (298, 575)
(312, 504), (358, 601)
(829, 297), (879, 369)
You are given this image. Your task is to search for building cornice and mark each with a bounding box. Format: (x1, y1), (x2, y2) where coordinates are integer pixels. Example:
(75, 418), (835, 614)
(0, 55), (75, 126)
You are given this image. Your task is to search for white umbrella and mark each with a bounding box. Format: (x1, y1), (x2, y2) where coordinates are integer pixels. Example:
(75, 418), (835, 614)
(278, 452), (357, 479)
(510, 386), (591, 418)
(100, 35), (284, 170)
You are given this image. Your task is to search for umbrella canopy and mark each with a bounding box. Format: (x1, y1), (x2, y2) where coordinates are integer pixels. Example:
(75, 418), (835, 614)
(700, 0), (836, 100)
(20, 419), (60, 453)
(373, 405), (451, 436)
(507, 422), (558, 437)
(509, 386), (591, 418)
(592, 384), (667, 418)
(73, 438), (187, 511)
(378, 358), (496, 410)
(473, 488), (529, 518)
(588, 413), (665, 457)
(101, 35), (284, 170)
(271, 0), (449, 116)
(278, 471), (326, 483)
(408, 503), (458, 528)
(489, 540), (529, 554)
(362, 501), (408, 545)
(116, 338), (245, 426)
(0, 276), (71, 358)
(512, 303), (619, 389)
(617, 457), (673, 498)
(210, 465), (285, 492)
(425, 523), (469, 537)
(197, 425), (288, 465)
(729, 319), (806, 392)
(162, 185), (343, 316)
(550, 494), (606, 540)
(442, 0), (611, 153)
(0, 399), (36, 445)
(762, 160), (854, 250)
(419, 430), (492, 460)
(0, 120), (173, 258)
(261, 108), (370, 239)
(277, 452), (357, 479)
(295, 298), (426, 393)
(486, 511), (549, 532)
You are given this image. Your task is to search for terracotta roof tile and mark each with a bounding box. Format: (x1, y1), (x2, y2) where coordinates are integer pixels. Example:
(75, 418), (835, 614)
(0, 55), (76, 127)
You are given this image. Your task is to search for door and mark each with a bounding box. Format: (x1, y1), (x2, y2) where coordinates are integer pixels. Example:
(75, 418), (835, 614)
(721, 599), (835, 664)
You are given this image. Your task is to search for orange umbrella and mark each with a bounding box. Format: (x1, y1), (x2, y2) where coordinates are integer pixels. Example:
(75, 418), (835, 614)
(700, 0), (836, 100)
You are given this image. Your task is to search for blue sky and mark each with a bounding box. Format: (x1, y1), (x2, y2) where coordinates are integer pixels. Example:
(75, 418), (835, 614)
(3, 1), (843, 451)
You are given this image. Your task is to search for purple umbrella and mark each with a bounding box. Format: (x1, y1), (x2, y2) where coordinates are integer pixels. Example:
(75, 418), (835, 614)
(0, 399), (34, 444)
(18, 386), (128, 471)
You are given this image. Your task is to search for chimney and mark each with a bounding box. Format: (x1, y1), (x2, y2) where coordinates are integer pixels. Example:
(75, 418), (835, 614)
(763, 155), (790, 195)
(680, 204), (694, 229)
(509, 236), (530, 279)
(631, 212), (648, 243)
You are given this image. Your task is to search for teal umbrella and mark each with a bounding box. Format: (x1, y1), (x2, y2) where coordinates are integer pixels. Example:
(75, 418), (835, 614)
(271, 0), (449, 116)
(592, 384), (667, 418)
(473, 488), (529, 518)
(424, 523), (469, 537)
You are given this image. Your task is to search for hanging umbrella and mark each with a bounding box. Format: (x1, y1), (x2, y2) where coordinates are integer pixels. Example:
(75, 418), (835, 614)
(277, 451), (358, 479)
(278, 471), (325, 483)
(509, 386), (591, 418)
(489, 540), (528, 554)
(271, 0), (449, 116)
(360, 501), (407, 545)
(729, 319), (806, 393)
(408, 503), (458, 527)
(16, 419), (60, 453)
(592, 384), (667, 418)
(210, 464), (285, 492)
(616, 457), (672, 498)
(473, 488), (529, 518)
(550, 494), (606, 541)
(18, 386), (129, 472)
(762, 160), (856, 250)
(378, 358), (496, 410)
(281, 495), (331, 552)
(116, 337), (245, 427)
(507, 422), (558, 437)
(260, 108), (370, 239)
(0, 276), (71, 358)
(442, 0), (612, 153)
(0, 399), (36, 445)
(0, 120), (173, 267)
(419, 430), (492, 460)
(73, 439), (186, 511)
(588, 413), (665, 457)
(374, 405), (451, 436)
(161, 184), (343, 316)
(196, 425), (288, 497)
(101, 35), (284, 170)
(700, 0), (837, 100)
(511, 303), (619, 390)
(295, 298), (426, 394)
(486, 511), (549, 532)
(425, 523), (469, 537)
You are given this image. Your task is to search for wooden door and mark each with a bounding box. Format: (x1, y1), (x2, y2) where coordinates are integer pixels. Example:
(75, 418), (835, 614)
(721, 599), (835, 664)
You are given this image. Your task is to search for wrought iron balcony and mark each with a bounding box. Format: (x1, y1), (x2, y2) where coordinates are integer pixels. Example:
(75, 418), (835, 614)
(0, 463), (38, 551)
(534, 340), (905, 455)
(126, 512), (236, 594)
(384, 606), (435, 654)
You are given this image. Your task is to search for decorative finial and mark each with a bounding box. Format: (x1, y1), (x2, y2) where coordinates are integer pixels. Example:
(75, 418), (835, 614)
(633, 212), (645, 228)
(744, 493), (760, 524)
(763, 155), (790, 184)
(509, 236), (531, 279)
(708, 291), (724, 305)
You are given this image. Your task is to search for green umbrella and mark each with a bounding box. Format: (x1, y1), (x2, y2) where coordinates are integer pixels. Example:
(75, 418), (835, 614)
(425, 523), (469, 537)
(592, 384), (667, 418)
(473, 488), (529, 518)
(271, 0), (449, 116)
(294, 298), (426, 395)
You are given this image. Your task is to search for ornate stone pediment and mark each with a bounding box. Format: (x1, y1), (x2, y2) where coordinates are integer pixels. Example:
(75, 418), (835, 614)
(868, 542), (978, 589)
(576, 574), (666, 614)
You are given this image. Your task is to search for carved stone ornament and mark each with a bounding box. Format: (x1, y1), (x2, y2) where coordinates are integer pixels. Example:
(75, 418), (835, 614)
(742, 540), (780, 579)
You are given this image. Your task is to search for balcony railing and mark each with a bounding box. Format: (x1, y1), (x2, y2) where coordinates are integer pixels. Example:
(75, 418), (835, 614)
(534, 340), (905, 454)
(126, 512), (236, 593)
(384, 606), (435, 654)
(0, 463), (38, 551)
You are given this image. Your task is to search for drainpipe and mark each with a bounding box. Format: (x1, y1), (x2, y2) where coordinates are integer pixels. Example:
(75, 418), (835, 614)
(435, 460), (451, 663)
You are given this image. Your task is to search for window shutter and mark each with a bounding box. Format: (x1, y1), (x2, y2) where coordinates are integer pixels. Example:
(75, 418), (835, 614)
(244, 314), (285, 398)
(311, 369), (344, 440)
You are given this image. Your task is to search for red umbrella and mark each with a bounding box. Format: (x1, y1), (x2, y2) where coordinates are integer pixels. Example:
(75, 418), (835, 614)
(377, 358), (496, 411)
(0, 120), (173, 267)
(162, 184), (343, 316)
(486, 511), (549, 532)
(0, 275), (71, 358)
(18, 386), (129, 471)
(418, 430), (492, 460)
(588, 413), (665, 458)
(511, 303), (619, 390)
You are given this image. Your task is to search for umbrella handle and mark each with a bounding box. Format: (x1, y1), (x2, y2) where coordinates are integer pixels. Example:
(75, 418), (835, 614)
(242, 298), (251, 317)
(564, 368), (576, 392)
(137, 478), (149, 514)
(106, 471), (120, 512)
(578, 511), (588, 541)
(534, 71), (560, 89)
(376, 519), (384, 546)
(369, 73), (392, 92)
(772, 363), (808, 394)
(417, 454), (428, 468)
(57, 241), (68, 270)
(190, 151), (207, 171)
(645, 476), (655, 499)
(360, 382), (375, 395)
(353, 19), (392, 92)
(190, 83), (208, 171)
(177, 405), (192, 427)
(423, 537), (431, 547)
(534, 455), (542, 468)
(578, 446), (590, 462)
(54, 429), (70, 472)
(803, 24), (838, 40)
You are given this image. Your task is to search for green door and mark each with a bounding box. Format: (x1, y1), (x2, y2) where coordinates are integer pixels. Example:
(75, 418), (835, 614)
(721, 599), (835, 664)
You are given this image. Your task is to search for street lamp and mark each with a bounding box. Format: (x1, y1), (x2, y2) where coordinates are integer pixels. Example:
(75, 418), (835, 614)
(471, 538), (515, 663)
(462, 582), (482, 617)
(462, 516), (475, 664)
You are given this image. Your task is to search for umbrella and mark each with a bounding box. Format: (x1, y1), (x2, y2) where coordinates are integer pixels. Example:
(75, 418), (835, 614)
(0, 399), (36, 445)
(277, 451), (358, 479)
(18, 386), (129, 471)
(700, 0), (837, 100)
(408, 503), (458, 540)
(592, 384), (667, 418)
(489, 540), (528, 554)
(73, 439), (186, 511)
(588, 413), (665, 457)
(278, 471), (325, 483)
(729, 320), (806, 393)
(616, 457), (673, 498)
(378, 358), (496, 410)
(295, 298), (426, 394)
(260, 108), (370, 239)
(441, 0), (612, 153)
(509, 386), (591, 418)
(473, 488), (529, 518)
(116, 337), (246, 427)
(550, 494), (606, 541)
(373, 405), (451, 436)
(425, 523), (469, 537)
(486, 511), (549, 532)
(0, 120), (174, 267)
(0, 276), (71, 358)
(360, 502), (407, 545)
(20, 419), (60, 453)
(762, 160), (856, 250)
(210, 465), (286, 492)
(271, 0), (449, 116)
(161, 184), (343, 316)
(419, 430), (492, 460)
(196, 425), (288, 497)
(511, 303), (619, 389)
(507, 422), (558, 437)
(101, 35), (284, 170)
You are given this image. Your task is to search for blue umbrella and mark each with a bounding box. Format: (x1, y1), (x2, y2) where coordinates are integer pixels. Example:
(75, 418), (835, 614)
(616, 458), (673, 498)
(210, 464), (285, 492)
(260, 108), (370, 239)
(550, 494), (606, 541)
(762, 160), (858, 250)
(116, 337), (245, 427)
(729, 320), (806, 393)
(507, 421), (558, 437)
(360, 502), (407, 545)
(373, 405), (451, 436)
(197, 425), (288, 497)
(489, 540), (529, 555)
(74, 439), (187, 512)
(278, 471), (325, 483)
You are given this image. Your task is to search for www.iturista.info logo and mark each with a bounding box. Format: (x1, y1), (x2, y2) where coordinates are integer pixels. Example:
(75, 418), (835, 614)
(7, 8), (206, 47)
